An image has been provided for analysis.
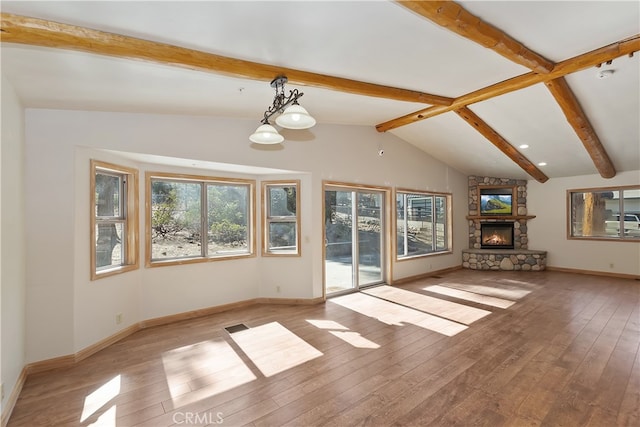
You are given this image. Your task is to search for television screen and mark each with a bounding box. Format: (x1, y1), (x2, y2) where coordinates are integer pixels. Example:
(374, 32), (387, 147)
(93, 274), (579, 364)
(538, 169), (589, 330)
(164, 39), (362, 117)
(480, 194), (512, 215)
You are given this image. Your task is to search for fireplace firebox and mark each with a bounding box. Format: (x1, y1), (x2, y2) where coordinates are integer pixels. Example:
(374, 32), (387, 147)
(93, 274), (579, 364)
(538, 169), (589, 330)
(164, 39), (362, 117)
(480, 223), (514, 249)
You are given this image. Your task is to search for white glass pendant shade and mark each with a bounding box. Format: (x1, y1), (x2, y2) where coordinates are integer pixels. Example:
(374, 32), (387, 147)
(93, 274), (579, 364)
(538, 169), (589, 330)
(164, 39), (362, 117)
(275, 104), (316, 129)
(249, 124), (284, 144)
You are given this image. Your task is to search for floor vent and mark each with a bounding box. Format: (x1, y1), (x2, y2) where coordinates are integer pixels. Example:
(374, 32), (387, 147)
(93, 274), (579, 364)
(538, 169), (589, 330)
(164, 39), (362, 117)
(431, 275), (443, 278)
(225, 323), (249, 333)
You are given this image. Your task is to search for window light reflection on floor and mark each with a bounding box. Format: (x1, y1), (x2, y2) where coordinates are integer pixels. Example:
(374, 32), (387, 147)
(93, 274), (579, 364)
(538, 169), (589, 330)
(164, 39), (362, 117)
(362, 286), (491, 325)
(307, 319), (380, 348)
(305, 319), (349, 330)
(87, 405), (116, 427)
(161, 339), (256, 410)
(330, 293), (468, 337)
(229, 321), (323, 377)
(80, 375), (120, 422)
(423, 284), (515, 309)
(329, 331), (380, 349)
(439, 281), (532, 300)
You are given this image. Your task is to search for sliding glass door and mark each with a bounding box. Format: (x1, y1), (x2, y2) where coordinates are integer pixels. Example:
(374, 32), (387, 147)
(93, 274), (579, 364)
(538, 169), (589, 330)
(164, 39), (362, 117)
(324, 186), (385, 295)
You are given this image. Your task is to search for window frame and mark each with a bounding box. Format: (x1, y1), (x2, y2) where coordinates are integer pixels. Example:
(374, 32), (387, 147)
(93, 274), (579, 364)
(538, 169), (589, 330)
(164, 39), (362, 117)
(90, 160), (139, 280)
(394, 188), (453, 261)
(145, 172), (256, 267)
(262, 180), (301, 256)
(567, 185), (640, 242)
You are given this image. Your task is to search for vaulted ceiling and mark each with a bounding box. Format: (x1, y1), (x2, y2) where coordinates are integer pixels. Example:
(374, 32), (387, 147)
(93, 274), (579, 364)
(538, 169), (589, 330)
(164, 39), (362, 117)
(1, 1), (638, 182)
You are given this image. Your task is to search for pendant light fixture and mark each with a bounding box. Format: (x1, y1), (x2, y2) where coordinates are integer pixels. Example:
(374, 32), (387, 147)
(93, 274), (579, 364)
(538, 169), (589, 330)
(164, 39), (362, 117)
(249, 76), (316, 144)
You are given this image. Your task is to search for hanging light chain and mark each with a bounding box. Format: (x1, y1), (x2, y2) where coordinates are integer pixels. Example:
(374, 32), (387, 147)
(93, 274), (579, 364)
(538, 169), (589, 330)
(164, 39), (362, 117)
(260, 76), (305, 124)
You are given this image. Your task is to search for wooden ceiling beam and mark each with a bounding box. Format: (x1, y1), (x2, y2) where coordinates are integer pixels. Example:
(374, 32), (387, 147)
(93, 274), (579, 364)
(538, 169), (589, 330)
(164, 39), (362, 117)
(545, 77), (616, 178)
(0, 13), (453, 106)
(396, 1), (554, 74)
(377, 34), (640, 132)
(454, 107), (549, 183)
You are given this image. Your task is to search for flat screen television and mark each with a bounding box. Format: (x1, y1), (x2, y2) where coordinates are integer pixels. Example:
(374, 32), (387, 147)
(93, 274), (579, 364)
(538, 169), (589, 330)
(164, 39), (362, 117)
(480, 191), (513, 215)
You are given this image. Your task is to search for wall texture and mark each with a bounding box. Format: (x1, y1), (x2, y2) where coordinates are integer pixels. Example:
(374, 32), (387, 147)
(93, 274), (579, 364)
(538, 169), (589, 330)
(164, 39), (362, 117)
(24, 109), (468, 363)
(528, 171), (640, 276)
(1, 76), (26, 414)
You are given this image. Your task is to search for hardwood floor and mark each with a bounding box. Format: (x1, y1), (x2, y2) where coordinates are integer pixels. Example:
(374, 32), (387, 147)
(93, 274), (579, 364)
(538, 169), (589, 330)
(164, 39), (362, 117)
(7, 270), (640, 426)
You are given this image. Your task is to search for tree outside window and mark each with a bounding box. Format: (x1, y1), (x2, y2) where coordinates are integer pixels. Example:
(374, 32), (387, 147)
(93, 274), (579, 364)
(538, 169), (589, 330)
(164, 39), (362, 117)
(569, 186), (640, 240)
(147, 173), (254, 265)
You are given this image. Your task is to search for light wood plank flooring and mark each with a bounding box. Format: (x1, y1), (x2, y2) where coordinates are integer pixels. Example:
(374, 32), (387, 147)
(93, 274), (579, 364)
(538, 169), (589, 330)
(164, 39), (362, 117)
(8, 269), (640, 426)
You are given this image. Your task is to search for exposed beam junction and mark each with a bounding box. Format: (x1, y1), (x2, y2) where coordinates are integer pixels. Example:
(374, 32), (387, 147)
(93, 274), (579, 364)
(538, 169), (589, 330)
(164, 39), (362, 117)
(376, 35), (640, 131)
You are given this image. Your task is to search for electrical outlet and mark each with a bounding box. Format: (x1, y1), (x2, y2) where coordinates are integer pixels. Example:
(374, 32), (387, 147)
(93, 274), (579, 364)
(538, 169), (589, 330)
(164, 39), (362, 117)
(276, 286), (281, 293)
(1, 382), (5, 400)
(115, 313), (123, 325)
(609, 263), (614, 269)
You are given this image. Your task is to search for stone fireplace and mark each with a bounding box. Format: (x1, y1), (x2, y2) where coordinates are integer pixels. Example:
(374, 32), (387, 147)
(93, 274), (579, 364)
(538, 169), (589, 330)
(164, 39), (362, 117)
(462, 176), (547, 271)
(480, 223), (514, 249)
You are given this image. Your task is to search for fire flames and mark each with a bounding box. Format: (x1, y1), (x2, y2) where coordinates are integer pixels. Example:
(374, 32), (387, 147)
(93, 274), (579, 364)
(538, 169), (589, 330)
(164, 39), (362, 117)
(483, 233), (509, 245)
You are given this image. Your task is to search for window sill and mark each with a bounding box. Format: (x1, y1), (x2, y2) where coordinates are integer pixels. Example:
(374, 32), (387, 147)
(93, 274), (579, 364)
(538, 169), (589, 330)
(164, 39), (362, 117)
(91, 264), (139, 281)
(396, 250), (453, 262)
(146, 253), (255, 268)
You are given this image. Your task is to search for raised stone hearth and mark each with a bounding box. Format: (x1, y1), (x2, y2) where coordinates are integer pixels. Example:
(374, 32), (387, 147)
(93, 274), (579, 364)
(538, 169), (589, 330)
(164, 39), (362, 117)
(462, 249), (547, 271)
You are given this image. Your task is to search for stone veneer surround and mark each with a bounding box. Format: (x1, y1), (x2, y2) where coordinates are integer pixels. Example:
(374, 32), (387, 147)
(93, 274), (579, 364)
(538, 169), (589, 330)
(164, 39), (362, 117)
(464, 176), (546, 271)
(468, 176), (528, 249)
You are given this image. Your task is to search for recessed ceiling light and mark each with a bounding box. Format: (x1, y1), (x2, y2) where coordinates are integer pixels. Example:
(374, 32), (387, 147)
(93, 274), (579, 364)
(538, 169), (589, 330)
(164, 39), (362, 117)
(538, 162), (547, 166)
(519, 144), (529, 149)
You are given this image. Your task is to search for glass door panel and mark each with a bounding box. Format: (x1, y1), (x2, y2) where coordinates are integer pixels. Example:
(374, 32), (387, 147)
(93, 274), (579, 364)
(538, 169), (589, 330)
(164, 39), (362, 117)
(325, 187), (384, 295)
(325, 190), (355, 294)
(357, 192), (382, 286)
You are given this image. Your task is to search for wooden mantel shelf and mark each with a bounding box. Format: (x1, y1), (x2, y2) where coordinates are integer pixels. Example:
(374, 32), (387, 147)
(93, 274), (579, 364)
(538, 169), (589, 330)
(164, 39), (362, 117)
(466, 215), (536, 220)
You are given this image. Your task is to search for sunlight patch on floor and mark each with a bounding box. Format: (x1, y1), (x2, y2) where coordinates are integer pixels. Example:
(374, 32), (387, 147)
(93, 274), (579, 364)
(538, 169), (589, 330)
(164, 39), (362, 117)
(423, 284), (515, 309)
(306, 319), (349, 330)
(230, 321), (323, 377)
(329, 331), (381, 349)
(307, 318), (380, 348)
(161, 338), (256, 408)
(363, 286), (491, 324)
(81, 375), (120, 422)
(440, 281), (532, 300)
(330, 293), (467, 336)
(87, 405), (116, 427)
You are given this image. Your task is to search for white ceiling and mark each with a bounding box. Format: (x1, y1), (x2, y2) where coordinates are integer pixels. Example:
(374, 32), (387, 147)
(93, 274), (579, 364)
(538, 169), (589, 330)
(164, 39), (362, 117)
(1, 0), (639, 180)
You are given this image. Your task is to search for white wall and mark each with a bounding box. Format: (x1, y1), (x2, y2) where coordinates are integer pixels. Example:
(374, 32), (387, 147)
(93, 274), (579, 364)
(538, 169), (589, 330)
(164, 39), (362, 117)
(528, 171), (640, 276)
(25, 109), (468, 362)
(1, 76), (26, 413)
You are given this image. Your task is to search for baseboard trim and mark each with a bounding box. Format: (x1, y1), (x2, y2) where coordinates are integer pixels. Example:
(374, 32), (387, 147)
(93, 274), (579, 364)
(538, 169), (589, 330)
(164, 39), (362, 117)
(25, 354), (76, 375)
(75, 323), (142, 363)
(256, 296), (325, 305)
(139, 298), (260, 329)
(391, 265), (462, 286)
(23, 296), (322, 377)
(546, 266), (640, 280)
(1, 367), (27, 427)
